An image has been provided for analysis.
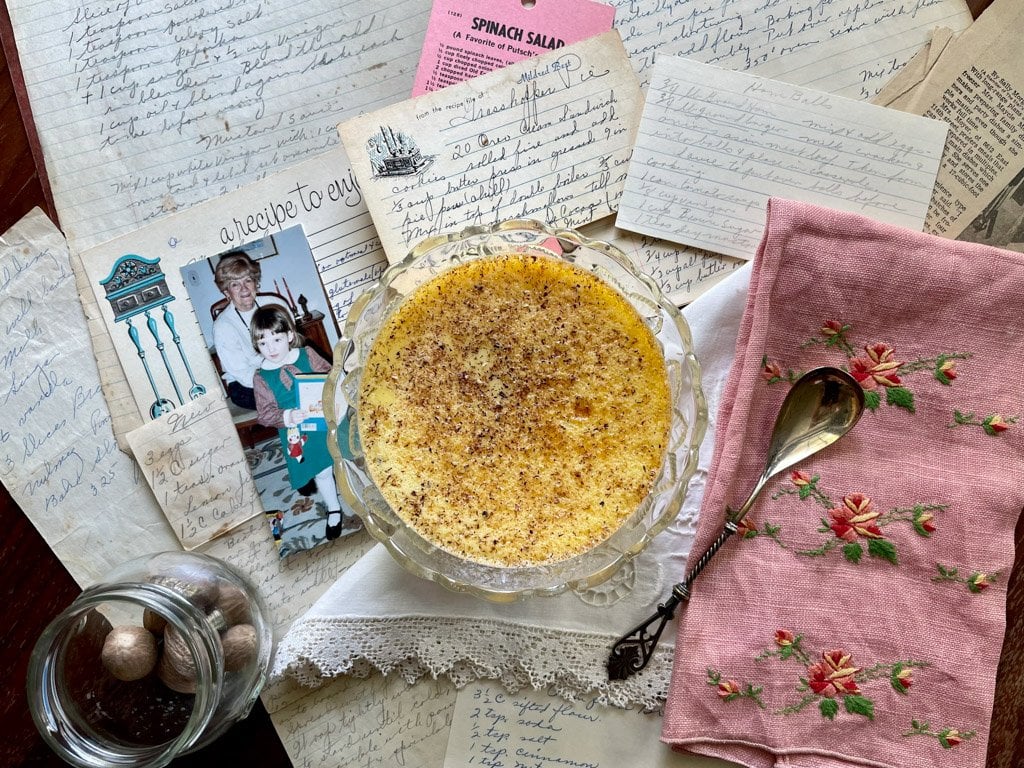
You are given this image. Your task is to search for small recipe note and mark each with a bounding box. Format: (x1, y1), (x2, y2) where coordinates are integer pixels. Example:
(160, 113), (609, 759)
(340, 30), (643, 263)
(444, 683), (733, 768)
(616, 57), (950, 260)
(126, 393), (261, 550)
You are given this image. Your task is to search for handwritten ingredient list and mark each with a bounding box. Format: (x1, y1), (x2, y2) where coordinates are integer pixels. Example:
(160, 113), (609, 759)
(340, 30), (643, 262)
(6, 0), (436, 251)
(444, 683), (732, 768)
(0, 210), (183, 582)
(126, 393), (261, 550)
(616, 57), (950, 259)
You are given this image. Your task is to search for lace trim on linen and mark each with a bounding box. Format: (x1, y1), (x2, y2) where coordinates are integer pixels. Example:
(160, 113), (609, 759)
(271, 615), (675, 711)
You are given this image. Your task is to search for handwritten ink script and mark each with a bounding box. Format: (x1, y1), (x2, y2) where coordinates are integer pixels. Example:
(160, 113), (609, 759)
(580, 218), (745, 306)
(126, 394), (261, 549)
(444, 683), (728, 768)
(0, 209), (182, 584)
(616, 57), (949, 259)
(340, 31), (643, 263)
(6, 0), (434, 251)
(606, 0), (971, 100)
(266, 674), (456, 768)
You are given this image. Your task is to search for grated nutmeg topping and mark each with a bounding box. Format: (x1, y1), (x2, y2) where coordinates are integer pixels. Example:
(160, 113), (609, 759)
(358, 253), (672, 567)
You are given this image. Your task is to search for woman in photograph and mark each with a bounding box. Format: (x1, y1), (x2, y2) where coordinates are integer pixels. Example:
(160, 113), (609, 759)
(212, 251), (275, 409)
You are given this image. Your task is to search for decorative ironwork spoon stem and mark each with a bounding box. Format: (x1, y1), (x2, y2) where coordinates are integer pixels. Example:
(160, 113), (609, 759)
(607, 367), (865, 681)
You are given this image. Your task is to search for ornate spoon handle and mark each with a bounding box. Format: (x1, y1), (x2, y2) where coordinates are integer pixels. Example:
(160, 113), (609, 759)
(606, 521), (738, 681)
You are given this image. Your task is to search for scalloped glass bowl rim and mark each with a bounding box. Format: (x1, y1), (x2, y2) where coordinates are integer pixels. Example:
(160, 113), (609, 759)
(325, 219), (707, 602)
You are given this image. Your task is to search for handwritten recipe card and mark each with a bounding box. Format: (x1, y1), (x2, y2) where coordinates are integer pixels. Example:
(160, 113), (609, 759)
(340, 30), (642, 263)
(616, 56), (950, 259)
(125, 393), (261, 550)
(444, 683), (732, 768)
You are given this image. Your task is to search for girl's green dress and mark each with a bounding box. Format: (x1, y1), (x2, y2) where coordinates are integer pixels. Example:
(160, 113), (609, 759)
(257, 347), (331, 489)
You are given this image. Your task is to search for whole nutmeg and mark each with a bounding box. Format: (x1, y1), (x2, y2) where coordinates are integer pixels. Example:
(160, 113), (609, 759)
(221, 624), (258, 672)
(101, 625), (159, 682)
(149, 574), (220, 611)
(143, 609), (167, 635)
(211, 583), (251, 627)
(157, 625), (199, 694)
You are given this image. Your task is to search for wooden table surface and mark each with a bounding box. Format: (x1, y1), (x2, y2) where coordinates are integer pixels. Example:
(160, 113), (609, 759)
(1, 1), (1018, 767)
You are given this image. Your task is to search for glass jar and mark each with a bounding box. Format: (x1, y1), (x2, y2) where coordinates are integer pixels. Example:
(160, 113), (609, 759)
(27, 551), (272, 768)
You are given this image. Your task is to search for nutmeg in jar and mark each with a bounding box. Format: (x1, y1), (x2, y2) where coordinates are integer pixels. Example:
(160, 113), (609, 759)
(28, 551), (272, 768)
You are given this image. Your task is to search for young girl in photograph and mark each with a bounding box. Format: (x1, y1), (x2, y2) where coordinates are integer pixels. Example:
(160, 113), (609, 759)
(250, 304), (346, 541)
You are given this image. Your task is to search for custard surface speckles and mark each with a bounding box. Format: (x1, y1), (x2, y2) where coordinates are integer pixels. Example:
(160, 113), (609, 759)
(358, 253), (671, 567)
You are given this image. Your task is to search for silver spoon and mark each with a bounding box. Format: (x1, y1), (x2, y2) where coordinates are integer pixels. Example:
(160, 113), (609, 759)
(607, 366), (865, 680)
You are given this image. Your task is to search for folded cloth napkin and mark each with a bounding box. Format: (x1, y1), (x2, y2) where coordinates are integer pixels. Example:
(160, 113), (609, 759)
(663, 198), (1024, 767)
(270, 262), (751, 710)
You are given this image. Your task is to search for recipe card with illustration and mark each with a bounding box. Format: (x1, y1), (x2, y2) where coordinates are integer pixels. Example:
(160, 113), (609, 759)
(412, 0), (615, 94)
(340, 30), (643, 263)
(616, 56), (950, 260)
(78, 149), (383, 558)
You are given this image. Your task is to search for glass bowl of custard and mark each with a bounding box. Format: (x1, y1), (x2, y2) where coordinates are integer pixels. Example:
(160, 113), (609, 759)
(325, 220), (707, 601)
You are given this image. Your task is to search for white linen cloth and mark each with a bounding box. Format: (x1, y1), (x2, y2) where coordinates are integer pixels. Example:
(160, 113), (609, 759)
(271, 265), (751, 709)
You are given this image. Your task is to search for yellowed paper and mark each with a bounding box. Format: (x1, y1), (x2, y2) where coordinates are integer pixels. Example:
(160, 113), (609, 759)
(0, 210), (180, 585)
(444, 683), (737, 768)
(339, 30), (643, 263)
(617, 57), (949, 258)
(873, 28), (959, 110)
(611, 0), (971, 99)
(267, 675), (455, 766)
(5, 0), (435, 253)
(876, 0), (1024, 242)
(580, 217), (745, 306)
(126, 393), (262, 549)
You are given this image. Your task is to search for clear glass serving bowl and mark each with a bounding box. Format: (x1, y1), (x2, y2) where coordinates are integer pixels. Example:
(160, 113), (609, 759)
(325, 220), (707, 601)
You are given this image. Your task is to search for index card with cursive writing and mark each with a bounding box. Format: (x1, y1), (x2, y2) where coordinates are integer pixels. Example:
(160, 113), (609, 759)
(443, 683), (732, 768)
(126, 393), (261, 550)
(339, 30), (643, 263)
(615, 56), (949, 260)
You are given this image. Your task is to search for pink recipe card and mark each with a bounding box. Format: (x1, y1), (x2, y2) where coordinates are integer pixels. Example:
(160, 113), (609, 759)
(411, 0), (616, 95)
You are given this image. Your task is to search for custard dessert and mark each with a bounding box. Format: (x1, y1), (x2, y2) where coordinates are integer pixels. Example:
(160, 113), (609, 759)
(357, 252), (672, 567)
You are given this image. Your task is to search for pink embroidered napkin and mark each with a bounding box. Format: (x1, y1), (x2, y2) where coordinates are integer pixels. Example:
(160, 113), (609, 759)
(662, 198), (1024, 767)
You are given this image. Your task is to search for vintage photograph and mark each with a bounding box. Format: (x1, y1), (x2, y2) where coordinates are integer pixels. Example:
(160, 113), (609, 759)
(179, 225), (362, 558)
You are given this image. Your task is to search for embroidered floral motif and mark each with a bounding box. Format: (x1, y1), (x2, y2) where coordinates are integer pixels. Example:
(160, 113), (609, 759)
(850, 343), (903, 390)
(949, 410), (1019, 435)
(705, 668), (766, 708)
(782, 320), (972, 413)
(903, 720), (977, 748)
(749, 473), (947, 567)
(892, 663), (914, 694)
(761, 355), (799, 385)
(932, 564), (1000, 593)
(715, 631), (931, 723)
(828, 493), (883, 541)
